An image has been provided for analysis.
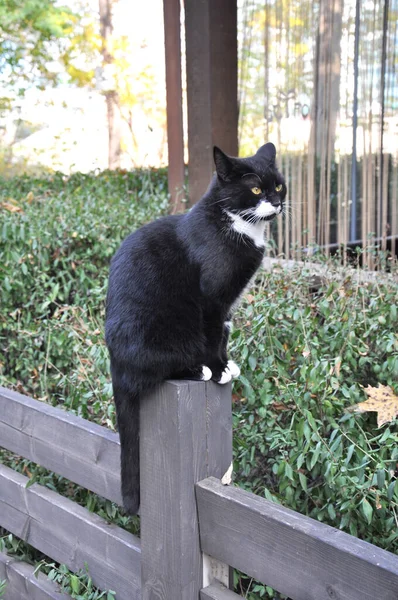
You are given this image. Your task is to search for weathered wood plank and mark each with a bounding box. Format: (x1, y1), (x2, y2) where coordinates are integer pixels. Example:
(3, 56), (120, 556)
(140, 380), (232, 600)
(0, 386), (122, 505)
(196, 477), (398, 600)
(0, 464), (141, 600)
(200, 582), (242, 600)
(0, 551), (71, 599)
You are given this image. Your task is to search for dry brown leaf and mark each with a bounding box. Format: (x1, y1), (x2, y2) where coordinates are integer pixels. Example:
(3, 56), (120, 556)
(246, 294), (255, 304)
(353, 384), (398, 427)
(1, 200), (23, 213)
(271, 401), (290, 411)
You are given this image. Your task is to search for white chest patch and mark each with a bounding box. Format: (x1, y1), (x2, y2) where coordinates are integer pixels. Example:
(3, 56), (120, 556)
(225, 211), (267, 248)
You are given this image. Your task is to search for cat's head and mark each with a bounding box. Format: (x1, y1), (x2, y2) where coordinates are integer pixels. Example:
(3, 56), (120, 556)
(213, 143), (286, 222)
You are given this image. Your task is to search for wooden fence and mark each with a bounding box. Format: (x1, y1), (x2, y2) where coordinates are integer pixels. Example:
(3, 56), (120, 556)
(1, 381), (398, 600)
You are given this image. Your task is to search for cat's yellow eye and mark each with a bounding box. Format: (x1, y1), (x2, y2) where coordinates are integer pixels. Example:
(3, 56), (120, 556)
(251, 186), (262, 195)
(275, 184), (283, 192)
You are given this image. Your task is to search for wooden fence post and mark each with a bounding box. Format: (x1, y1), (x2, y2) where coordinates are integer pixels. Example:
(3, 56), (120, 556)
(140, 380), (232, 599)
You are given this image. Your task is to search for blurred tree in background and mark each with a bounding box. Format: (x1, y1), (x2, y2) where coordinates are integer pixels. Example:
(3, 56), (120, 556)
(0, 0), (98, 94)
(0, 0), (167, 172)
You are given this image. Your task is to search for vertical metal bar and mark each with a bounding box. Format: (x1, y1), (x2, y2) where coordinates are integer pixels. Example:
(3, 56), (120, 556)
(163, 0), (185, 213)
(379, 0), (389, 246)
(350, 0), (360, 242)
(264, 0), (270, 141)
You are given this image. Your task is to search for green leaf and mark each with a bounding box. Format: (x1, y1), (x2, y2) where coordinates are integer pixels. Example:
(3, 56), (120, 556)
(25, 475), (37, 489)
(70, 575), (80, 594)
(394, 480), (398, 500)
(361, 498), (373, 524)
(376, 469), (385, 489)
(285, 462), (294, 481)
(345, 444), (355, 465)
(298, 472), (307, 492)
(310, 442), (322, 470)
(248, 355), (257, 370)
(390, 304), (397, 321)
(387, 480), (396, 501)
(327, 504), (336, 520)
(306, 411), (316, 431)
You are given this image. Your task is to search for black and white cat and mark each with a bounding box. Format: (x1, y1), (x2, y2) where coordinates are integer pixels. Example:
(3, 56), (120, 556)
(105, 142), (286, 514)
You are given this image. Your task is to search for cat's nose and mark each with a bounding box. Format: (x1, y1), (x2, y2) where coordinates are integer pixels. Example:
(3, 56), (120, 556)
(270, 198), (281, 208)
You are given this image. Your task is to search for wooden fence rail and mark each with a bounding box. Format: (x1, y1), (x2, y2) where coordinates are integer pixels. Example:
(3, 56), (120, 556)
(0, 550), (69, 600)
(0, 386), (140, 600)
(1, 381), (398, 600)
(196, 477), (398, 600)
(0, 387), (122, 504)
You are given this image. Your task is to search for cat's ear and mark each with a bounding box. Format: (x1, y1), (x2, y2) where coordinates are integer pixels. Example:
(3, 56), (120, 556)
(213, 146), (235, 181)
(256, 142), (276, 163)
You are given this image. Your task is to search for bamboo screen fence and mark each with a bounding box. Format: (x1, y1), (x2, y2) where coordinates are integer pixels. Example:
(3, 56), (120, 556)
(238, 0), (398, 264)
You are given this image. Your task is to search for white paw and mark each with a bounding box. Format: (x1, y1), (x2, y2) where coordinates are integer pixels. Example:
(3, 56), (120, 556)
(227, 360), (240, 379)
(218, 367), (232, 385)
(201, 366), (212, 381)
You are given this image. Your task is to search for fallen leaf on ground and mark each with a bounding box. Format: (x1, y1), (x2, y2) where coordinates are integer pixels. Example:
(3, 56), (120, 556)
(352, 384), (398, 427)
(1, 200), (23, 213)
(271, 401), (290, 411)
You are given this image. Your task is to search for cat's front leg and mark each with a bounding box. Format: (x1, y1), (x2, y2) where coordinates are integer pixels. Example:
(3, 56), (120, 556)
(203, 309), (234, 384)
(172, 365), (213, 382)
(221, 318), (240, 380)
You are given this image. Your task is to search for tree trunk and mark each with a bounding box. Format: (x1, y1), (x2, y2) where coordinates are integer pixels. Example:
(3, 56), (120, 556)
(99, 0), (121, 169)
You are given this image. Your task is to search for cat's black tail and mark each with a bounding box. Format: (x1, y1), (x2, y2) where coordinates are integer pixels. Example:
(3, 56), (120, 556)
(113, 383), (140, 515)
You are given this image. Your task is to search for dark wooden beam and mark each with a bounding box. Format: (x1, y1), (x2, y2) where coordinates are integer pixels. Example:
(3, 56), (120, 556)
(0, 386), (122, 505)
(0, 550), (72, 599)
(201, 582), (242, 600)
(185, 0), (238, 205)
(140, 381), (232, 599)
(163, 0), (185, 213)
(0, 464), (141, 600)
(196, 477), (398, 600)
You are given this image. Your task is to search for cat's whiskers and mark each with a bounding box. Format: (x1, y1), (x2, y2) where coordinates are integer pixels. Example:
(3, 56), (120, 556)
(213, 196), (232, 206)
(282, 206), (293, 225)
(238, 208), (256, 218)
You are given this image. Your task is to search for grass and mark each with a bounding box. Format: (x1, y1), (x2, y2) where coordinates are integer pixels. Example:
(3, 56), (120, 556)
(0, 169), (397, 599)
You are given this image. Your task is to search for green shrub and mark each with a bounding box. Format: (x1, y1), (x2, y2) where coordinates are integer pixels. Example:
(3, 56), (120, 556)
(1, 170), (397, 599)
(0, 169), (168, 417)
(230, 267), (398, 597)
(0, 169), (167, 598)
